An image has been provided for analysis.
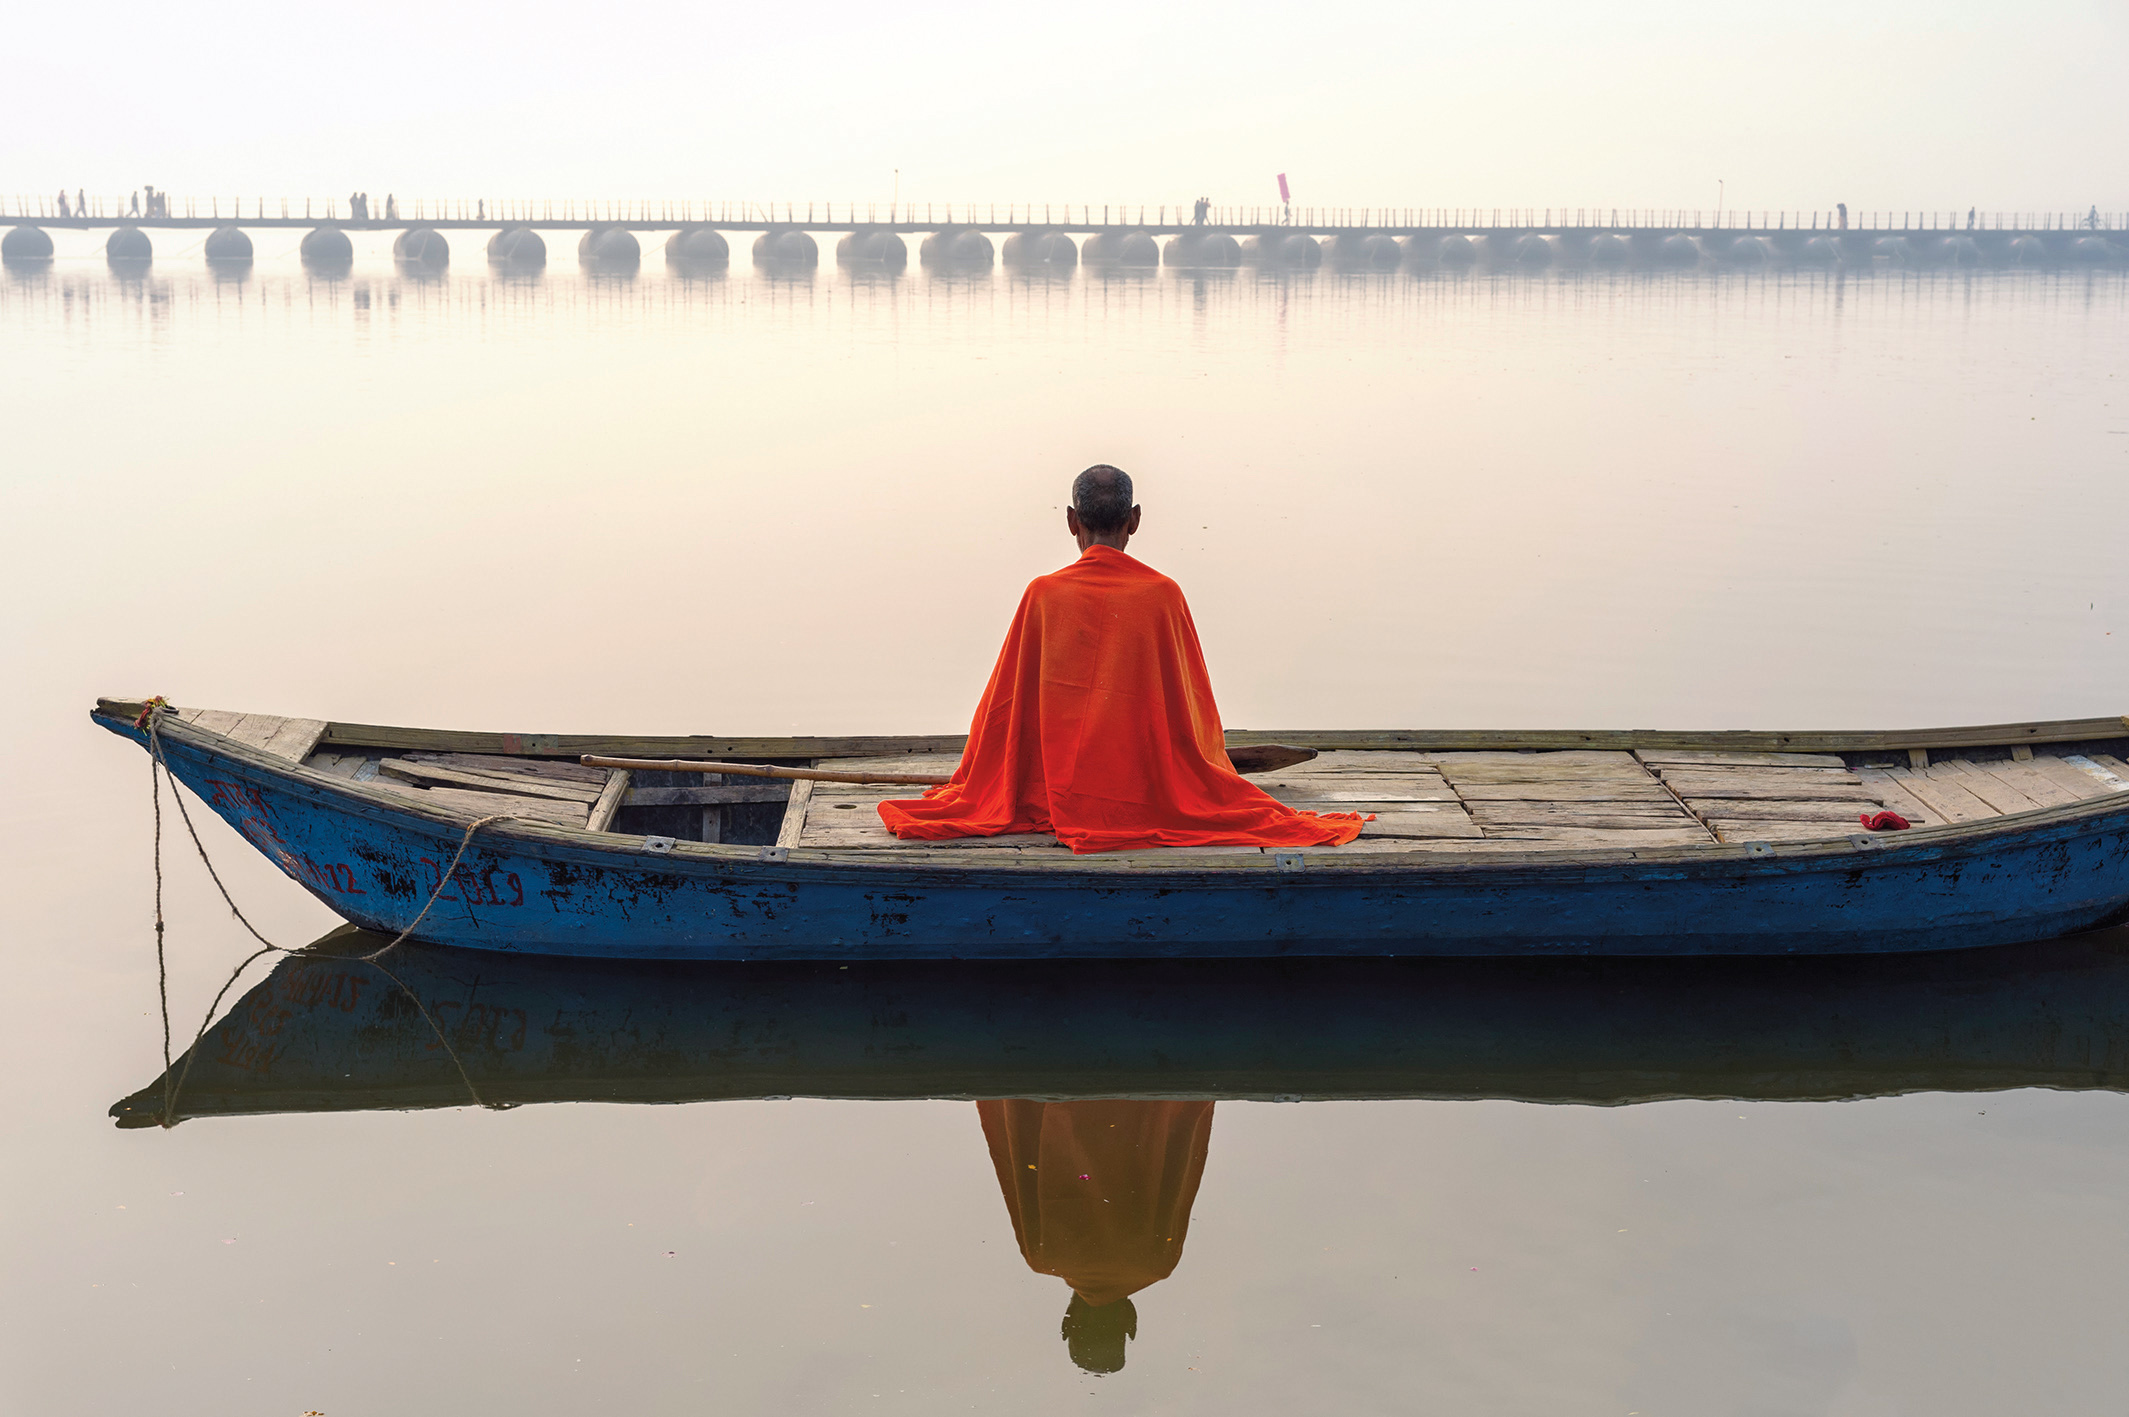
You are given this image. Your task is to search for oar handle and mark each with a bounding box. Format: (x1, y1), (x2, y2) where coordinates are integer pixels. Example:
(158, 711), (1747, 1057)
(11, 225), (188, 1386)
(581, 756), (950, 786)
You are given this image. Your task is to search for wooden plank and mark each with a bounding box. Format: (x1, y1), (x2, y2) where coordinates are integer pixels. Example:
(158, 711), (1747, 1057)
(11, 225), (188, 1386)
(1687, 798), (1891, 822)
(1452, 781), (1673, 802)
(1852, 767), (1943, 826)
(2090, 754), (2129, 785)
(624, 784), (793, 807)
(1467, 804), (1694, 829)
(259, 717), (329, 762)
(1476, 825), (1715, 847)
(1965, 760), (2083, 810)
(1430, 750), (1643, 767)
(413, 751), (611, 786)
(365, 778), (588, 829)
(155, 707), (2099, 762)
(1354, 811), (1483, 840)
(1878, 766), (1999, 824)
(775, 778), (817, 849)
(1300, 751), (1449, 770)
(377, 758), (604, 803)
(303, 752), (369, 780)
(811, 753), (963, 774)
(1709, 820), (1865, 844)
(190, 709), (247, 738)
(2018, 754), (2118, 802)
(1634, 749), (1847, 769)
(1664, 774), (1867, 800)
(585, 771), (630, 834)
(1435, 762), (1658, 783)
(1935, 761), (2044, 815)
(800, 823), (1059, 849)
(222, 713), (291, 750)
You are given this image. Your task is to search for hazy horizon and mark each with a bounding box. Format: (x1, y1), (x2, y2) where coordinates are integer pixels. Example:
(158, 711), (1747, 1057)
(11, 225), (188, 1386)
(7, 0), (2124, 213)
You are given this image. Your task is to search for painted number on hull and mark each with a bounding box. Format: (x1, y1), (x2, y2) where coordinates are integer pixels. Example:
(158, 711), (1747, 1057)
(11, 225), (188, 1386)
(204, 777), (367, 896)
(420, 856), (525, 908)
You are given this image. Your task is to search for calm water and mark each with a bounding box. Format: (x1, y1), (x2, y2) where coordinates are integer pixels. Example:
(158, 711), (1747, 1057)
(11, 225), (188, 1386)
(4, 237), (2128, 1414)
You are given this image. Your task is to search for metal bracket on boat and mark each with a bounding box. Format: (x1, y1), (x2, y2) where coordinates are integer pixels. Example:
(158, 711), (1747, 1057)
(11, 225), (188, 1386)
(757, 846), (790, 863)
(1273, 852), (1306, 872)
(642, 835), (678, 855)
(1743, 841), (1776, 858)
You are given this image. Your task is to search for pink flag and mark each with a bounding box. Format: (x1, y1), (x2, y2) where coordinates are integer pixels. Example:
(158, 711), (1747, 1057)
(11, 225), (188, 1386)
(1276, 173), (1291, 203)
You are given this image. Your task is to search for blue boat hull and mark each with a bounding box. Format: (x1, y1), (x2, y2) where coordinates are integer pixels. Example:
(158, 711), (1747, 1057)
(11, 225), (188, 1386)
(105, 716), (2129, 961)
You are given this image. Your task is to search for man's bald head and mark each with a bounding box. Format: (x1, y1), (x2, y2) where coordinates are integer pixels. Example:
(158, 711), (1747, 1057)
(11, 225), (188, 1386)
(1071, 465), (1134, 534)
(1065, 464), (1142, 552)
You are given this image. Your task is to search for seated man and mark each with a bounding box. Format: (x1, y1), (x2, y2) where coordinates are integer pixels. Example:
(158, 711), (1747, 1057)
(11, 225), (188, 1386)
(877, 465), (1364, 854)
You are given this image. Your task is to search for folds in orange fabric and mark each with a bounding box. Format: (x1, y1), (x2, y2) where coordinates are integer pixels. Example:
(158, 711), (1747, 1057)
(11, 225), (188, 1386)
(877, 546), (1364, 853)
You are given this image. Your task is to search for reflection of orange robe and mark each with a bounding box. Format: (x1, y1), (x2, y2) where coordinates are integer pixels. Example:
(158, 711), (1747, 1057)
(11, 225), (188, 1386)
(978, 1099), (1215, 1306)
(877, 545), (1364, 854)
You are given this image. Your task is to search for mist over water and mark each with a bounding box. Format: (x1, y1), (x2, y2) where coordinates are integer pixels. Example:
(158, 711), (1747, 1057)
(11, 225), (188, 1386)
(4, 244), (2128, 1413)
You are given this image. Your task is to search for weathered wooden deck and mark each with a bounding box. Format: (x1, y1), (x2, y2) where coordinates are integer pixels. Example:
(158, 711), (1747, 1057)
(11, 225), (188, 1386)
(147, 704), (2129, 860)
(778, 746), (2129, 857)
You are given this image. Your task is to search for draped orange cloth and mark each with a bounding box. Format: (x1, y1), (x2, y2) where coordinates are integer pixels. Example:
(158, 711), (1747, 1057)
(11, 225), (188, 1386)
(978, 1099), (1215, 1306)
(877, 545), (1365, 854)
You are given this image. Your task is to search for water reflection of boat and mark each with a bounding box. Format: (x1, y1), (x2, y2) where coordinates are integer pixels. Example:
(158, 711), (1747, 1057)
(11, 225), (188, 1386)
(112, 924), (2129, 1127)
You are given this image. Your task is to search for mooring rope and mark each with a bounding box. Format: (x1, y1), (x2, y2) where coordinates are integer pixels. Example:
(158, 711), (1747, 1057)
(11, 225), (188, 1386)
(140, 703), (515, 1127)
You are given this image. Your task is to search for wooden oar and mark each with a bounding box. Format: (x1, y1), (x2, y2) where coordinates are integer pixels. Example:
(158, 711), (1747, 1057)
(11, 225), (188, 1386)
(580, 743), (1318, 786)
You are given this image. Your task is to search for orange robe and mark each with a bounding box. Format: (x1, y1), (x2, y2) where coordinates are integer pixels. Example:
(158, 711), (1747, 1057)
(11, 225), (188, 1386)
(877, 545), (1365, 854)
(978, 1099), (1215, 1306)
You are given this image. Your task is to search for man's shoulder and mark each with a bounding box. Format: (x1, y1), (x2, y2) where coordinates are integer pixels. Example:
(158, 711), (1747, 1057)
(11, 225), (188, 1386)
(1030, 551), (1188, 607)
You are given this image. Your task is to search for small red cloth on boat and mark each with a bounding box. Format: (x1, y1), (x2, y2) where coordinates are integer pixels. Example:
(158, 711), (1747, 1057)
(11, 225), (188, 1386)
(877, 545), (1366, 854)
(1860, 810), (1911, 831)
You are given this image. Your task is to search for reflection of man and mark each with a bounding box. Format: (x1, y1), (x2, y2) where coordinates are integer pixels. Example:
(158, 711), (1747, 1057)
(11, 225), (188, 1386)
(978, 1099), (1215, 1374)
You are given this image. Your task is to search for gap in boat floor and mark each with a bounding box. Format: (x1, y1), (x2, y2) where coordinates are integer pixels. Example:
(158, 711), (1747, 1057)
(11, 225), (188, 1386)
(303, 748), (793, 845)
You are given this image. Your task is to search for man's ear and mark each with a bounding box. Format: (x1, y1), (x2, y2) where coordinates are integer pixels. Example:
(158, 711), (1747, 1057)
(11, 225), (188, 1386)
(1125, 506), (1143, 534)
(1066, 506), (1082, 534)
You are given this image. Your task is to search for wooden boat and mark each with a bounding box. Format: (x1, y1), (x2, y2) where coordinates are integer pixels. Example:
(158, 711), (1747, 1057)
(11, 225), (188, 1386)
(111, 923), (2129, 1126)
(93, 697), (2129, 960)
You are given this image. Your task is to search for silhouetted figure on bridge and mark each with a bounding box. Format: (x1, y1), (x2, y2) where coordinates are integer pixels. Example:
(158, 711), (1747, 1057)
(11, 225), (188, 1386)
(77, 189), (84, 218)
(1837, 202), (1848, 230)
(385, 194), (398, 222)
(129, 190), (139, 217)
(56, 191), (69, 219)
(1192, 196), (1209, 225)
(1968, 207), (1976, 229)
(2088, 205), (2102, 231)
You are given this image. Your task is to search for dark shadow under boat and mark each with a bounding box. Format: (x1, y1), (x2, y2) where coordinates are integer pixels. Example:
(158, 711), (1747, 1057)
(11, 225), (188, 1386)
(111, 923), (2129, 1126)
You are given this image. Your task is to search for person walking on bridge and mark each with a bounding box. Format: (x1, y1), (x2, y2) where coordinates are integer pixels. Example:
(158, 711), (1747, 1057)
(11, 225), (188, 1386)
(56, 190), (69, 219)
(385, 194), (398, 222)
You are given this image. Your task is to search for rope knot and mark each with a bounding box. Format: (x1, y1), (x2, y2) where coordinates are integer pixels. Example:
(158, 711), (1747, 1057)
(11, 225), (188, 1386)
(133, 695), (170, 730)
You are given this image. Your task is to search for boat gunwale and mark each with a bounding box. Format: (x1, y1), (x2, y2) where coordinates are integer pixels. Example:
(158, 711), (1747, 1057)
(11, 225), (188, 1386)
(93, 701), (2129, 884)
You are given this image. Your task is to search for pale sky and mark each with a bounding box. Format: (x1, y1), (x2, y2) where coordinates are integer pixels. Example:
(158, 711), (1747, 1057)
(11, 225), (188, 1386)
(6, 0), (2124, 216)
